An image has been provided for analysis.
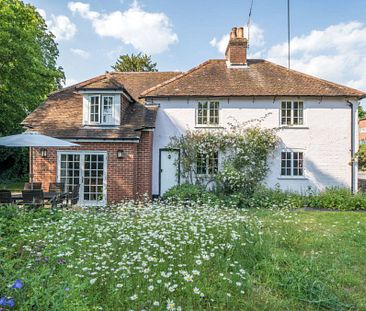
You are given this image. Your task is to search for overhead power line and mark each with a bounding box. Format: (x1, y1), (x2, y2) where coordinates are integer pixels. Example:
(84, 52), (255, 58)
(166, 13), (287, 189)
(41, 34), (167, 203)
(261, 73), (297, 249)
(287, 0), (291, 69)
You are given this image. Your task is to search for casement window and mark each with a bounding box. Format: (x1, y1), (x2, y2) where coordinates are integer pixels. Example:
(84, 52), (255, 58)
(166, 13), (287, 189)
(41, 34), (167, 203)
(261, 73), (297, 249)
(197, 101), (220, 125)
(281, 151), (304, 177)
(281, 101), (304, 126)
(102, 96), (113, 124)
(83, 94), (120, 126)
(197, 151), (219, 175)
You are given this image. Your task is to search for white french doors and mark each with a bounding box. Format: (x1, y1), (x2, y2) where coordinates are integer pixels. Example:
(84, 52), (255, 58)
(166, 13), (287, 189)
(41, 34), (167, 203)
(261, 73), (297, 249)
(57, 151), (107, 206)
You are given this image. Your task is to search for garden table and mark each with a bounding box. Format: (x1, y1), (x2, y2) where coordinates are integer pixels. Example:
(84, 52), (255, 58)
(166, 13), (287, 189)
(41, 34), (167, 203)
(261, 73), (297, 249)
(11, 192), (58, 202)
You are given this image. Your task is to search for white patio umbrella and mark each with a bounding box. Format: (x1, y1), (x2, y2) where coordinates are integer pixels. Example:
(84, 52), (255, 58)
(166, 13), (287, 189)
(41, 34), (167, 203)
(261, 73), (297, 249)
(0, 131), (79, 189)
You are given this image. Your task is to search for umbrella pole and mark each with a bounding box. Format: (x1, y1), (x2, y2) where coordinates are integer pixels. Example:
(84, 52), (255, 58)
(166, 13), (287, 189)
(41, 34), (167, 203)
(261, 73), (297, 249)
(30, 146), (33, 190)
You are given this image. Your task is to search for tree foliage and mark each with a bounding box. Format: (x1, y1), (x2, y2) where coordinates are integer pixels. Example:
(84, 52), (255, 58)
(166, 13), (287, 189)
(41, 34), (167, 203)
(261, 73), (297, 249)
(111, 53), (158, 72)
(169, 118), (279, 195)
(0, 0), (65, 180)
(359, 105), (365, 119)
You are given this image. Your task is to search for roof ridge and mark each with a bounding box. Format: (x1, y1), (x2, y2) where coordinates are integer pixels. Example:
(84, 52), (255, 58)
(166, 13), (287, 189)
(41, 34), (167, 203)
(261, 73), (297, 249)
(110, 71), (183, 75)
(262, 59), (365, 96)
(140, 60), (216, 97)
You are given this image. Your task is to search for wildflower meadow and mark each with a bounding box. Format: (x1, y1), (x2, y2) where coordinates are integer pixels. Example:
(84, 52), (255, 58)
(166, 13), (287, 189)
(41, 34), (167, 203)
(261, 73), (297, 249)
(1, 202), (366, 310)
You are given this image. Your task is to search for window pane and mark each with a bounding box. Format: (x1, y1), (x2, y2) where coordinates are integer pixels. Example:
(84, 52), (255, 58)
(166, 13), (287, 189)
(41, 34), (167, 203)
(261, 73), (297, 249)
(281, 101), (291, 125)
(196, 152), (207, 175)
(90, 96), (100, 123)
(208, 151), (219, 174)
(102, 96), (113, 124)
(209, 101), (219, 125)
(293, 152), (304, 176)
(197, 101), (208, 125)
(281, 151), (292, 176)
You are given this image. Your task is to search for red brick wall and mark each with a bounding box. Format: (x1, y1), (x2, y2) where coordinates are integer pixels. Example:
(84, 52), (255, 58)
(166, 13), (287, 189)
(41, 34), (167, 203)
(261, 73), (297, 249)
(226, 42), (247, 65)
(32, 137), (153, 204)
(137, 131), (153, 198)
(359, 119), (366, 142)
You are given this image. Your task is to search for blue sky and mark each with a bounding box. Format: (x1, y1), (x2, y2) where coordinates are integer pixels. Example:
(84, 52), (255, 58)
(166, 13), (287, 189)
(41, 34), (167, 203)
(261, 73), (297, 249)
(25, 0), (366, 97)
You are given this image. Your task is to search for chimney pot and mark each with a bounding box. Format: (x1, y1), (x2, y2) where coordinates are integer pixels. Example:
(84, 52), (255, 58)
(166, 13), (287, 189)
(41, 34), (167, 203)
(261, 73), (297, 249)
(237, 27), (244, 38)
(231, 27), (237, 38)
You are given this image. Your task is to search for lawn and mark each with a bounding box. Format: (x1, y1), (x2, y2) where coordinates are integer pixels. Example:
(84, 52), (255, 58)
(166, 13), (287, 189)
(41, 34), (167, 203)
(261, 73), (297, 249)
(0, 180), (26, 192)
(0, 203), (366, 310)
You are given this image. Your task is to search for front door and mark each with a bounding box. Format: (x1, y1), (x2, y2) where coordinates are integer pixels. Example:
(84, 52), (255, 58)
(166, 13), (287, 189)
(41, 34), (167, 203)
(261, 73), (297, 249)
(159, 149), (180, 195)
(57, 151), (107, 206)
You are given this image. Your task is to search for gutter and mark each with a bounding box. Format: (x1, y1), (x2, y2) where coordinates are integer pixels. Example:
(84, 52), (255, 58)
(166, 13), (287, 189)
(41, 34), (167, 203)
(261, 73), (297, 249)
(61, 137), (140, 143)
(347, 99), (357, 193)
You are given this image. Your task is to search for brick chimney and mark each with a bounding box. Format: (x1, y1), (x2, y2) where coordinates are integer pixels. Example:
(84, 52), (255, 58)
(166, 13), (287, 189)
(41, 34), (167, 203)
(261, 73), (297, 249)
(225, 27), (248, 67)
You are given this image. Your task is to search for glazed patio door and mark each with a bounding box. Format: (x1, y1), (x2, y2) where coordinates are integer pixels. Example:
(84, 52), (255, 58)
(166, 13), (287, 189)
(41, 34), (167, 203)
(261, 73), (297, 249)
(57, 151), (107, 206)
(82, 153), (106, 205)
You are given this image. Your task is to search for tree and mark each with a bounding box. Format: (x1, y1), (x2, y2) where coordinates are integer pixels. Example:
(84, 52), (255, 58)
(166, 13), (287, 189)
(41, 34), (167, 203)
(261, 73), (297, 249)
(359, 105), (365, 119)
(112, 53), (158, 72)
(0, 0), (65, 180)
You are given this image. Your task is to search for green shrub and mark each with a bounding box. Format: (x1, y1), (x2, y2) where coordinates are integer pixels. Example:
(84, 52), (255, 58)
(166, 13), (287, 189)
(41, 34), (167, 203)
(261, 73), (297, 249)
(247, 186), (304, 209)
(164, 184), (366, 211)
(305, 187), (366, 210)
(163, 183), (220, 205)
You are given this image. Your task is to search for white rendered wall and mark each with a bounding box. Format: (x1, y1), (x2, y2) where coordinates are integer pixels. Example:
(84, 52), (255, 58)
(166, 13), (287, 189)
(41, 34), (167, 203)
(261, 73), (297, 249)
(152, 97), (355, 195)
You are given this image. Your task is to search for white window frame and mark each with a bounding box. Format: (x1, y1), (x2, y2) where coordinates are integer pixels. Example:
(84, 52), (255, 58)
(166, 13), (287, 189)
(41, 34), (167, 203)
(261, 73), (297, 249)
(280, 100), (305, 126)
(87, 95), (116, 126)
(89, 95), (100, 124)
(196, 151), (219, 176)
(280, 149), (305, 178)
(196, 100), (220, 126)
(102, 96), (113, 124)
(56, 150), (108, 206)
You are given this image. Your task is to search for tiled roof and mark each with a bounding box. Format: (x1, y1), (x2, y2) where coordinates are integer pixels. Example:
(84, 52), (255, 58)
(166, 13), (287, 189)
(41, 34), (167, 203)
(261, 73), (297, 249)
(77, 71), (181, 102)
(22, 72), (180, 139)
(141, 59), (365, 98)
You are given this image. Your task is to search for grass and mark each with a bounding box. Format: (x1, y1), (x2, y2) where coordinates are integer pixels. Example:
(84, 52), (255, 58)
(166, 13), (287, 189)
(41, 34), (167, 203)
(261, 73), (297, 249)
(0, 180), (26, 191)
(1, 203), (366, 310)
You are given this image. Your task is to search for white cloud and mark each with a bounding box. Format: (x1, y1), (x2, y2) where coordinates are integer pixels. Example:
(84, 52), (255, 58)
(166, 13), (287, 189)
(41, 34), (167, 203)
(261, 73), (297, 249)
(210, 24), (265, 54)
(266, 21), (366, 90)
(68, 1), (178, 54)
(37, 8), (47, 19)
(210, 34), (229, 54)
(64, 78), (78, 87)
(37, 8), (76, 41)
(70, 48), (90, 59)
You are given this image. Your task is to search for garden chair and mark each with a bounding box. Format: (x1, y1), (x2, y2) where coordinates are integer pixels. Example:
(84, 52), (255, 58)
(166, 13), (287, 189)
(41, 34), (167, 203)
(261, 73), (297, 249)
(0, 190), (13, 204)
(24, 182), (42, 190)
(67, 185), (80, 207)
(48, 182), (65, 193)
(49, 193), (68, 208)
(22, 190), (44, 208)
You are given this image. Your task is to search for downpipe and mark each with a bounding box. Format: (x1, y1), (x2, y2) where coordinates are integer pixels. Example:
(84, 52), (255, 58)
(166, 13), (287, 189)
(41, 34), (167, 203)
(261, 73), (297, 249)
(347, 100), (356, 194)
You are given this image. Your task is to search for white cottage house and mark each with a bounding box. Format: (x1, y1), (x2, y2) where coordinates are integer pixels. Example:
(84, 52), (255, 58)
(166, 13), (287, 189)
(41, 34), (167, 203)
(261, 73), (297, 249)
(23, 26), (365, 205)
(142, 27), (365, 196)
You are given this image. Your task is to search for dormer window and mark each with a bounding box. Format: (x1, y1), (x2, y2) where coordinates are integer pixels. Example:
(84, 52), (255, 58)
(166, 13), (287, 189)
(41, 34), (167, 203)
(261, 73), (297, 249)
(83, 94), (121, 126)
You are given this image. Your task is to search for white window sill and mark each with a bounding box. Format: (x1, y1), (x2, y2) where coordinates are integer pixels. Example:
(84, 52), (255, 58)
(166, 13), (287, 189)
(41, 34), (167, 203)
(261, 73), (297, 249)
(83, 124), (119, 128)
(196, 174), (217, 178)
(277, 176), (308, 180)
(195, 125), (223, 129)
(280, 125), (309, 129)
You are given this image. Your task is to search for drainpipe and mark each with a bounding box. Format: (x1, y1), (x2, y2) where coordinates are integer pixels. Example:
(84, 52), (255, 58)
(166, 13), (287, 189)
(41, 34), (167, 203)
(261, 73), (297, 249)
(347, 99), (357, 193)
